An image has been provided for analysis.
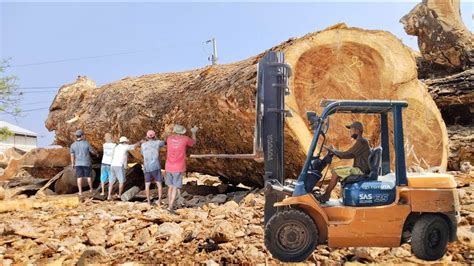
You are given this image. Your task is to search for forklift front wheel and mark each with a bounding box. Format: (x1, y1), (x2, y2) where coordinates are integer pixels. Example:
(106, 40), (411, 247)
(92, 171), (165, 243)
(411, 214), (450, 261)
(264, 209), (318, 262)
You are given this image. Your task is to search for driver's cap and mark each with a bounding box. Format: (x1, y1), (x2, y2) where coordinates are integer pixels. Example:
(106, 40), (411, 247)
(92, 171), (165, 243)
(345, 121), (363, 133)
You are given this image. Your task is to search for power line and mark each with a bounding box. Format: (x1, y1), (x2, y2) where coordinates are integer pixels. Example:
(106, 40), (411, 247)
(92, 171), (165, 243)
(5, 50), (145, 68)
(0, 106), (50, 116)
(4, 40), (208, 69)
(16, 86), (59, 90)
(16, 90), (58, 94)
(20, 100), (52, 105)
(20, 107), (49, 112)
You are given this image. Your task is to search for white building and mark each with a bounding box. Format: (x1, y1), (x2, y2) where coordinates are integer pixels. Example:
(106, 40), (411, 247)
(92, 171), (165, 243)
(0, 121), (38, 153)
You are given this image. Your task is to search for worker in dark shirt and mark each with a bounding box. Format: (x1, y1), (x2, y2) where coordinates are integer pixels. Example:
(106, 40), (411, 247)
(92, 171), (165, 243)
(319, 121), (370, 203)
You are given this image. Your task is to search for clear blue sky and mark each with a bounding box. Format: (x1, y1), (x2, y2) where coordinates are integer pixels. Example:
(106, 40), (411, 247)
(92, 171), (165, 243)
(0, 1), (472, 147)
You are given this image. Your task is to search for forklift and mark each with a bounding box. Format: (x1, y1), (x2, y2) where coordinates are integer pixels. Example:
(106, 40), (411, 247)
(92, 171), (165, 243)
(191, 51), (459, 262)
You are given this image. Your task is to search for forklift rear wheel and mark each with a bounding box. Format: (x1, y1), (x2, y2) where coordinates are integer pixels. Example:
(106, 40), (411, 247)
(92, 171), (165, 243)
(411, 214), (449, 261)
(264, 209), (318, 262)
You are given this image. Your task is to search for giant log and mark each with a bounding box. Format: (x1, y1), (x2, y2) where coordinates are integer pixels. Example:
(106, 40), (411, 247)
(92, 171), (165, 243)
(45, 24), (448, 187)
(400, 0), (473, 77)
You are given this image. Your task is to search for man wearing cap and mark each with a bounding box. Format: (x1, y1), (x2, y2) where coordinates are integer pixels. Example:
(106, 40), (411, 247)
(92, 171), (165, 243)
(320, 121), (370, 203)
(70, 129), (97, 196)
(108, 136), (138, 200)
(141, 130), (166, 206)
(100, 133), (116, 196)
(165, 124), (198, 213)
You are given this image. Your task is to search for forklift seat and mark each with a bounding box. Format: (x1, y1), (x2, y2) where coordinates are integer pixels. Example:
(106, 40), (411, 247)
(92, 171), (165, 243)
(342, 147), (397, 207)
(341, 147), (382, 186)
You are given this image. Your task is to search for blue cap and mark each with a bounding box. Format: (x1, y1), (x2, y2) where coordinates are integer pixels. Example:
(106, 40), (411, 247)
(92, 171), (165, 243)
(75, 129), (84, 137)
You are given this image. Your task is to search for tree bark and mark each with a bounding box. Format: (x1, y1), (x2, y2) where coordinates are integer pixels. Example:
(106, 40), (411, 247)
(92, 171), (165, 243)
(400, 0), (473, 77)
(45, 24), (448, 187)
(424, 69), (473, 125)
(0, 148), (70, 181)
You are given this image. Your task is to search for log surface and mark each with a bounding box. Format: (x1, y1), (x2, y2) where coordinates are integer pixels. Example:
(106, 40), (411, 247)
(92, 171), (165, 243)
(401, 0), (473, 75)
(45, 24), (448, 187)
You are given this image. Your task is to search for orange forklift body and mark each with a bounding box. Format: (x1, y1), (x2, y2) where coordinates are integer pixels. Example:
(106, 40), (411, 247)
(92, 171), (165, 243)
(274, 174), (459, 248)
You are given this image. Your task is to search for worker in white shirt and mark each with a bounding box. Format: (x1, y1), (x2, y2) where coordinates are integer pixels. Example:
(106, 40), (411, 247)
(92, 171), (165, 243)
(100, 133), (116, 196)
(107, 136), (140, 200)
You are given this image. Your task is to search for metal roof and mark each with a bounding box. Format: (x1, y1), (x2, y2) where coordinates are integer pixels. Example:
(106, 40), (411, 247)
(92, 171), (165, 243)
(0, 121), (38, 137)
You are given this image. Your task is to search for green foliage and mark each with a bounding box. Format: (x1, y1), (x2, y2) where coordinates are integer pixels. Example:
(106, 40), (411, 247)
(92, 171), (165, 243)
(0, 127), (13, 141)
(0, 59), (20, 140)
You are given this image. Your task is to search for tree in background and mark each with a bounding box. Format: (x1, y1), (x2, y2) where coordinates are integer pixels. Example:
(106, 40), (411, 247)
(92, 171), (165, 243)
(0, 59), (19, 140)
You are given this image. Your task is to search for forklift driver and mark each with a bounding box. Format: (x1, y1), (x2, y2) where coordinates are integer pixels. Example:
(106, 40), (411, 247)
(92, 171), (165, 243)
(319, 121), (370, 203)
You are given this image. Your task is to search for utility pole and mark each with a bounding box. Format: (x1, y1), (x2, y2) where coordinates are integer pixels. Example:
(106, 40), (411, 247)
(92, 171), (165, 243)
(206, 38), (218, 65)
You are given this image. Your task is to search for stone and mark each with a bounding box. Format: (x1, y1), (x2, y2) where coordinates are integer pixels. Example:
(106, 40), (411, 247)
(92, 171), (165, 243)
(156, 222), (183, 248)
(246, 225), (263, 236)
(459, 217), (469, 226)
(120, 186), (141, 202)
(186, 197), (201, 207)
(231, 191), (250, 203)
(209, 194), (227, 204)
(135, 228), (151, 245)
(458, 189), (467, 200)
(460, 161), (472, 174)
(457, 226), (474, 246)
(86, 227), (106, 246)
(175, 195), (186, 208)
(353, 247), (386, 261)
(211, 220), (235, 243)
(242, 193), (256, 206)
(390, 246), (411, 258)
(466, 214), (474, 225)
(244, 245), (265, 261)
(107, 230), (124, 246)
(76, 246), (108, 266)
(235, 231), (246, 238)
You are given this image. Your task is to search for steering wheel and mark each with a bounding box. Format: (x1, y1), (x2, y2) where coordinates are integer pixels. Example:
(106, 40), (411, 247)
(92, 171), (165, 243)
(322, 145), (335, 155)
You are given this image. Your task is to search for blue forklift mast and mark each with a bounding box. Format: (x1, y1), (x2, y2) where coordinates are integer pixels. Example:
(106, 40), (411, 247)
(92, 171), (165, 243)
(190, 51), (291, 224)
(256, 52), (292, 224)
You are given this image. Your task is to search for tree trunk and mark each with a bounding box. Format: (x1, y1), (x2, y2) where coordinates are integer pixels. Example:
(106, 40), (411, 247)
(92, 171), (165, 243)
(0, 148), (70, 181)
(400, 0), (473, 77)
(45, 24), (448, 187)
(424, 69), (473, 125)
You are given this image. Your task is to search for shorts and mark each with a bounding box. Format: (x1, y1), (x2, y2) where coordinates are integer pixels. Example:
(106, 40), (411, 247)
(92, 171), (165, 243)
(110, 166), (126, 184)
(333, 166), (364, 180)
(165, 172), (183, 188)
(75, 166), (92, 178)
(144, 169), (162, 183)
(100, 164), (111, 183)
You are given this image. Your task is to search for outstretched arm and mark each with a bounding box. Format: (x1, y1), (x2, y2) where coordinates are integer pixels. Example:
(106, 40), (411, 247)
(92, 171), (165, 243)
(332, 141), (365, 159)
(189, 126), (198, 146)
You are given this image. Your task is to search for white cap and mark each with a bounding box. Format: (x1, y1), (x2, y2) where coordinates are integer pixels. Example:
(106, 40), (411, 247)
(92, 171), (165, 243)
(119, 136), (129, 143)
(173, 124), (186, 135)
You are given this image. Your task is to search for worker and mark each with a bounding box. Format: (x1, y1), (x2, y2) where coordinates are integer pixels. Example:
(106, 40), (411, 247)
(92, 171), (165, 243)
(107, 136), (140, 200)
(141, 130), (166, 206)
(100, 133), (116, 196)
(70, 129), (97, 196)
(319, 121), (370, 203)
(165, 124), (198, 214)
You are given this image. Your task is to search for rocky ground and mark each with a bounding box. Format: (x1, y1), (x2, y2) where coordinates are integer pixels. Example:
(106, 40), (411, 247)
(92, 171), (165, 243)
(0, 172), (473, 265)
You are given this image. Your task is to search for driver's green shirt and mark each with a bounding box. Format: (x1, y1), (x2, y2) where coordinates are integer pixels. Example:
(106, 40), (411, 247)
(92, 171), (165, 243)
(333, 136), (370, 174)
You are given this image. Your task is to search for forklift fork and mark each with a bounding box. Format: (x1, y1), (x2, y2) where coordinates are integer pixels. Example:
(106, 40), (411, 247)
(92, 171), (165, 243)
(190, 52), (292, 224)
